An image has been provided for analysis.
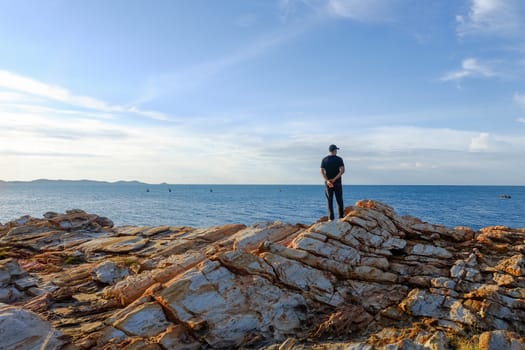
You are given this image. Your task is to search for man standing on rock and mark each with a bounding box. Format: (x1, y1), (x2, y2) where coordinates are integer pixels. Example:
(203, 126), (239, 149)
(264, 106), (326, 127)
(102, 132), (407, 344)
(320, 144), (345, 221)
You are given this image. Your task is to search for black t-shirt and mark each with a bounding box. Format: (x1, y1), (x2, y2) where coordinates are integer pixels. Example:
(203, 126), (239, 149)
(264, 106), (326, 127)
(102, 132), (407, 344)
(321, 155), (344, 184)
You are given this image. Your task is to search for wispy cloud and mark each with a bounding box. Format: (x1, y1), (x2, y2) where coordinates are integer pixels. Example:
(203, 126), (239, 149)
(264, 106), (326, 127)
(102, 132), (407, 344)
(3, 103), (117, 120)
(0, 110), (130, 141)
(0, 70), (170, 121)
(0, 91), (40, 103)
(456, 0), (524, 37)
(280, 0), (398, 22)
(326, 0), (397, 22)
(137, 26), (306, 103)
(234, 13), (258, 28)
(440, 58), (496, 82)
(0, 150), (101, 158)
(515, 93), (525, 123)
(514, 92), (525, 109)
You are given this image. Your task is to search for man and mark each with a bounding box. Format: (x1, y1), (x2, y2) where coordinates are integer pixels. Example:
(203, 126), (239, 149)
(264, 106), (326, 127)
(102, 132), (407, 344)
(320, 144), (345, 221)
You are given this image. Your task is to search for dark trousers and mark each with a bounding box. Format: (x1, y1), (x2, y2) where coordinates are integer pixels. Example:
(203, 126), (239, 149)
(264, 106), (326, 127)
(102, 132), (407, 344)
(325, 183), (344, 220)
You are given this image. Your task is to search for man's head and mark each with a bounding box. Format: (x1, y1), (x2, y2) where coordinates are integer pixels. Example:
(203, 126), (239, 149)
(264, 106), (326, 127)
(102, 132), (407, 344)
(329, 144), (339, 154)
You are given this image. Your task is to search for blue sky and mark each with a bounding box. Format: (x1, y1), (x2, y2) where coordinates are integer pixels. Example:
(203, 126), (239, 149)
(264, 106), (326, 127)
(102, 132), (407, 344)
(0, 0), (524, 184)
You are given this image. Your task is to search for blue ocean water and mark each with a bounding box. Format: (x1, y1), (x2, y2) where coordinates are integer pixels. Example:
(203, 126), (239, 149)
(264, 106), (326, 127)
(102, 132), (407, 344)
(0, 182), (523, 230)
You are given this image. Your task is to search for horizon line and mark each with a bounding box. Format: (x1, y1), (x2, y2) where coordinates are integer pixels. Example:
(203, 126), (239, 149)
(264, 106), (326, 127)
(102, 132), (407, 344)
(0, 179), (523, 187)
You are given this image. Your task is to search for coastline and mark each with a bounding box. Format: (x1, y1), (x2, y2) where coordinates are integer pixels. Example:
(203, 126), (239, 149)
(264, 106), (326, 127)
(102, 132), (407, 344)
(1, 200), (525, 348)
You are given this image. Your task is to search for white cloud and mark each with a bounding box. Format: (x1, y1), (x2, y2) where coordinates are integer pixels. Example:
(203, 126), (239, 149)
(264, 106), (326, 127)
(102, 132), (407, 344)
(3, 103), (117, 120)
(354, 126), (475, 153)
(469, 132), (491, 152)
(1, 105), (524, 183)
(517, 117), (525, 123)
(0, 91), (38, 103)
(0, 70), (170, 121)
(440, 58), (496, 82)
(457, 0), (523, 37)
(1, 69), (523, 184)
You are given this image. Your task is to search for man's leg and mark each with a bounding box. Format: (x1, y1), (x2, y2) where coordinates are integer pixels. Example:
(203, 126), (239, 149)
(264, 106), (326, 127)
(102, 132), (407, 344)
(334, 184), (344, 219)
(325, 185), (335, 220)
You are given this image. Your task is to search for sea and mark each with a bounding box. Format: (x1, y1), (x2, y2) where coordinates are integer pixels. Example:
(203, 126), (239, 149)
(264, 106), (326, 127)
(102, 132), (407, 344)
(0, 182), (523, 230)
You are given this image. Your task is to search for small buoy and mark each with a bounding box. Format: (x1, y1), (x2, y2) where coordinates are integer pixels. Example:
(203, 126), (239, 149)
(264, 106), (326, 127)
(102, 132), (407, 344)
(146, 189), (150, 192)
(210, 188), (213, 192)
(168, 188), (171, 192)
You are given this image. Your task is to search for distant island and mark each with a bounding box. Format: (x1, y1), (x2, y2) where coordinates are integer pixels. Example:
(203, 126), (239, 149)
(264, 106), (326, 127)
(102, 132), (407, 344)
(0, 179), (150, 185)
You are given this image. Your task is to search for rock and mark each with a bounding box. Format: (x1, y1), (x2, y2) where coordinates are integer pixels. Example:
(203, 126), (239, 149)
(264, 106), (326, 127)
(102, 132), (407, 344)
(214, 250), (276, 280)
(15, 215), (32, 225)
(0, 203), (524, 349)
(43, 211), (59, 219)
(399, 289), (446, 319)
(0, 303), (67, 349)
(2, 258), (24, 277)
(119, 338), (162, 350)
(230, 222), (300, 251)
(384, 338), (426, 350)
(278, 338), (297, 350)
(382, 237), (407, 250)
(493, 272), (514, 286)
(292, 233), (361, 266)
(0, 266), (11, 287)
(92, 261), (130, 284)
(106, 251), (206, 305)
(309, 220), (353, 241)
(113, 301), (173, 337)
(261, 252), (342, 306)
(452, 226), (475, 241)
(478, 330), (524, 350)
(94, 327), (128, 347)
(14, 276), (39, 290)
(347, 225), (384, 248)
(0, 287), (23, 303)
(157, 325), (200, 350)
(495, 255), (525, 277)
(142, 226), (170, 237)
(79, 236), (149, 255)
(352, 266), (398, 283)
(156, 260), (308, 347)
(450, 260), (482, 282)
(95, 216), (114, 228)
(423, 331), (449, 350)
(411, 244), (453, 259)
(348, 281), (409, 312)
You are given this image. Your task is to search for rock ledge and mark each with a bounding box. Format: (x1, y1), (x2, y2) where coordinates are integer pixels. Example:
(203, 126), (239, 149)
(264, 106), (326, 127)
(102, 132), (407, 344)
(1, 201), (524, 349)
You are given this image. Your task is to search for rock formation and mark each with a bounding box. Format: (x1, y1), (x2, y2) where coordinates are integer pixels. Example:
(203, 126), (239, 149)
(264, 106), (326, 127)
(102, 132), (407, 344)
(0, 201), (525, 349)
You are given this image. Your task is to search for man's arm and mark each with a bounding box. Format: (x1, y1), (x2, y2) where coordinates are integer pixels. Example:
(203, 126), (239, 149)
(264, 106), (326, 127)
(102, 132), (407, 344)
(330, 166), (345, 182)
(320, 168), (334, 187)
(320, 168), (329, 181)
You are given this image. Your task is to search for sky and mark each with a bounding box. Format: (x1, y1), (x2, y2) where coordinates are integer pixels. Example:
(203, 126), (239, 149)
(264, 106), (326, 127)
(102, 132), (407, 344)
(0, 0), (524, 185)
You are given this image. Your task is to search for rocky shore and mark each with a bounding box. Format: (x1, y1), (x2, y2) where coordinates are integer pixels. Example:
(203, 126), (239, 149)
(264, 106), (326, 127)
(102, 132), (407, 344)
(1, 200), (525, 349)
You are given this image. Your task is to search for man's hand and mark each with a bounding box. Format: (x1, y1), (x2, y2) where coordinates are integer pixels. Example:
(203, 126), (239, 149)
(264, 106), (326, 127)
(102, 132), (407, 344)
(326, 180), (334, 188)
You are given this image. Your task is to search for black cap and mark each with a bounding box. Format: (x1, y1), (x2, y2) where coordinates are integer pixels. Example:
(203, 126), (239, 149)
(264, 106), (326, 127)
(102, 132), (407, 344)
(329, 144), (339, 152)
